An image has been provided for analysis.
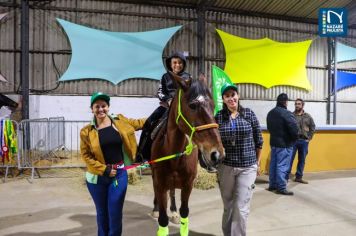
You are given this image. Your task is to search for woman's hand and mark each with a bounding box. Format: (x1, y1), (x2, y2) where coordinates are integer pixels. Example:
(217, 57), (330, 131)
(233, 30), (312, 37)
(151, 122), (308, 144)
(257, 165), (262, 176)
(109, 169), (117, 177)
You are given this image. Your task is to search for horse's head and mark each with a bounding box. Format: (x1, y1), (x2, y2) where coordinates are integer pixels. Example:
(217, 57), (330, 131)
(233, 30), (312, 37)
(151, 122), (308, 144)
(169, 72), (225, 169)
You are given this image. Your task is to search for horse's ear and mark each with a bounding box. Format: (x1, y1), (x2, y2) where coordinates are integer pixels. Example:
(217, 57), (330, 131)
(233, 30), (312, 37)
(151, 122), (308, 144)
(169, 71), (190, 90)
(198, 73), (207, 86)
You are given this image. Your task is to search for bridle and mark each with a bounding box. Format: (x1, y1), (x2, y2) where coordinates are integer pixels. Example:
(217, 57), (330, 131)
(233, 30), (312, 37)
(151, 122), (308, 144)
(175, 89), (219, 155)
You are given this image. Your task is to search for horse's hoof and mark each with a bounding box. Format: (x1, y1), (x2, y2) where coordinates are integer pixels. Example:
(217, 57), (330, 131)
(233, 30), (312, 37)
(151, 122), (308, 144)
(169, 211), (180, 224)
(157, 225), (169, 236)
(151, 211), (159, 218)
(180, 217), (189, 236)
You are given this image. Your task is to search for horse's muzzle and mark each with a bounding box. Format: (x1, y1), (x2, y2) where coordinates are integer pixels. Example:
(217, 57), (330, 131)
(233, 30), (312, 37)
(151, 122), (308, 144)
(210, 151), (220, 166)
(198, 150), (223, 173)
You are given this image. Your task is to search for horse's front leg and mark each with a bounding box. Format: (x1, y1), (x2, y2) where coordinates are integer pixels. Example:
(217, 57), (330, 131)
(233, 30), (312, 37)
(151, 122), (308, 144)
(169, 188), (180, 224)
(152, 196), (159, 218)
(179, 183), (193, 236)
(156, 187), (169, 236)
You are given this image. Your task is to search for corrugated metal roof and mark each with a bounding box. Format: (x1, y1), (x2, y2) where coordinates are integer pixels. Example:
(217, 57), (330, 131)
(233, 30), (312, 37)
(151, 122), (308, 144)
(143, 0), (355, 24)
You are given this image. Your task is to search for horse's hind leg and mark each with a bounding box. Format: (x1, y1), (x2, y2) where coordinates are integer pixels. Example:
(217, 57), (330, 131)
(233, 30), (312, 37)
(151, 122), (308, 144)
(179, 185), (193, 236)
(169, 188), (180, 224)
(156, 189), (169, 236)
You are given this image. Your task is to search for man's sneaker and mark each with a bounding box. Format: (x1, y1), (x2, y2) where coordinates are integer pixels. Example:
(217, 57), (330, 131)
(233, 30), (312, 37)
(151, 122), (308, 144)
(294, 178), (308, 184)
(276, 189), (294, 195)
(266, 187), (276, 192)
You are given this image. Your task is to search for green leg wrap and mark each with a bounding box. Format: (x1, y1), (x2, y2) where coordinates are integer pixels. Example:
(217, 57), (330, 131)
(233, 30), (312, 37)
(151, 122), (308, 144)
(157, 225), (169, 236)
(180, 217), (189, 236)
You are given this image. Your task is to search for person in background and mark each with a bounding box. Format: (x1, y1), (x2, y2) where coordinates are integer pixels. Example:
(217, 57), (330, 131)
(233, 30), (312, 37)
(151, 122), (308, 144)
(288, 98), (315, 184)
(266, 93), (298, 195)
(80, 92), (145, 236)
(215, 83), (263, 236)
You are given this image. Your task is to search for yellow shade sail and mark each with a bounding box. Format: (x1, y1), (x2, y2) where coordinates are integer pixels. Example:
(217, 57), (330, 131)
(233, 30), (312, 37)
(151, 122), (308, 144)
(216, 29), (312, 90)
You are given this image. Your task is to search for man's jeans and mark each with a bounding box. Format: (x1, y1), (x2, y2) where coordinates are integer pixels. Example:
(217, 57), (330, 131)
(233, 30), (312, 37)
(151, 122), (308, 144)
(269, 146), (293, 191)
(288, 139), (309, 179)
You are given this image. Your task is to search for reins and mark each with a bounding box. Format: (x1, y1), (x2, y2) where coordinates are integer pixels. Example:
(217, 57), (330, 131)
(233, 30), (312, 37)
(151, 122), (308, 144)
(124, 88), (218, 170)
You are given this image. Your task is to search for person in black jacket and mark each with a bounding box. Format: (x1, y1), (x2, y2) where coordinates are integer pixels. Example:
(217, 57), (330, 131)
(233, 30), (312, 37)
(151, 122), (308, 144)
(136, 52), (191, 162)
(266, 93), (298, 195)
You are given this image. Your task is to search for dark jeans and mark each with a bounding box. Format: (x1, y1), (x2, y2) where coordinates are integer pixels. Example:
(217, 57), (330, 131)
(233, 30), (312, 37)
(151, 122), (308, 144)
(269, 146), (293, 191)
(86, 170), (128, 236)
(288, 139), (309, 179)
(137, 105), (167, 162)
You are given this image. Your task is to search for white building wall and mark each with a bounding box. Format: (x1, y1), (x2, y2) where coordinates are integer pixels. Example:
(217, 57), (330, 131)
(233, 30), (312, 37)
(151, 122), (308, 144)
(241, 100), (327, 126)
(1, 95), (356, 126)
(29, 95), (157, 121)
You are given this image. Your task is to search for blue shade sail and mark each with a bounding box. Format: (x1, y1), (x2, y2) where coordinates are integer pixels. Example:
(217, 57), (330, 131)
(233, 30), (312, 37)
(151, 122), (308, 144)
(336, 42), (356, 63)
(336, 71), (356, 91)
(57, 19), (182, 84)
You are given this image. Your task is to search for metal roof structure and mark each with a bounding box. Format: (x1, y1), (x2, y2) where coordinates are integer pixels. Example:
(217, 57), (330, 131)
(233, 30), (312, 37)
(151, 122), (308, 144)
(115, 0), (356, 27)
(1, 0), (355, 26)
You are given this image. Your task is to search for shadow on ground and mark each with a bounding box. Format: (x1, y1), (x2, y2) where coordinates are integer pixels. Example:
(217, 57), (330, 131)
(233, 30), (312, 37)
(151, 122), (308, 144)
(0, 201), (216, 236)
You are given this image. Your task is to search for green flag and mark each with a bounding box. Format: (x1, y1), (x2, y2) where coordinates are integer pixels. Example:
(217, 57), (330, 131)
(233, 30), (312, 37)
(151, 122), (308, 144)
(212, 65), (233, 115)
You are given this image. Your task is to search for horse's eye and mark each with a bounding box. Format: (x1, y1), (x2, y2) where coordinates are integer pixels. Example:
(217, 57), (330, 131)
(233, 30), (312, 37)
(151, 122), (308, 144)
(189, 103), (198, 110)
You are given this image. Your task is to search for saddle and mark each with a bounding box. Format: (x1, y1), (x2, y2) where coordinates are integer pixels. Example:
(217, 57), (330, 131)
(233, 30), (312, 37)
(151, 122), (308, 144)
(151, 116), (167, 141)
(136, 115), (167, 163)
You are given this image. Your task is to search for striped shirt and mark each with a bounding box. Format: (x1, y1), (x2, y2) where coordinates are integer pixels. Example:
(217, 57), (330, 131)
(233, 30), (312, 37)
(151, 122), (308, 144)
(215, 108), (263, 167)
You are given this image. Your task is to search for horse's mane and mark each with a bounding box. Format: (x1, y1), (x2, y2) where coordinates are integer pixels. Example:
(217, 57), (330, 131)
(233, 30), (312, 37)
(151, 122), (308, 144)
(187, 79), (210, 102)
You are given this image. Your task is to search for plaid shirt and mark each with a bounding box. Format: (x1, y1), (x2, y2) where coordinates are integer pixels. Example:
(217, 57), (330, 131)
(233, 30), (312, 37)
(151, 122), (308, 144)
(215, 108), (263, 167)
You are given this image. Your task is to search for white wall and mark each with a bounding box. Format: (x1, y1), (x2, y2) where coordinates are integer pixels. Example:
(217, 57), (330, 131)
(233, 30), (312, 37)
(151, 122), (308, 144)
(241, 100), (327, 126)
(1, 95), (356, 126)
(30, 95), (157, 120)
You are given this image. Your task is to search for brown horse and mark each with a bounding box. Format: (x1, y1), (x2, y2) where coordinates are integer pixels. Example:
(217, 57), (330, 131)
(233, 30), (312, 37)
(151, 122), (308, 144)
(151, 73), (224, 236)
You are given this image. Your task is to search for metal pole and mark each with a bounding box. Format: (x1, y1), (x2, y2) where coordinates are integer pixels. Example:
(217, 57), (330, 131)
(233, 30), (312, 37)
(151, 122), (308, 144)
(197, 4), (206, 74)
(21, 0), (30, 120)
(326, 37), (332, 124)
(13, 0), (18, 93)
(333, 37), (337, 125)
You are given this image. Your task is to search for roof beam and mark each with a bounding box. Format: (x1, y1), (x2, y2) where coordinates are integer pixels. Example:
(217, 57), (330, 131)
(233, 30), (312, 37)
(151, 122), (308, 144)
(114, 0), (320, 25)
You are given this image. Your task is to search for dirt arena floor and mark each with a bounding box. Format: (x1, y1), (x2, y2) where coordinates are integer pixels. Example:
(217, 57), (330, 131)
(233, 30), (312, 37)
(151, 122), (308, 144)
(1, 168), (356, 236)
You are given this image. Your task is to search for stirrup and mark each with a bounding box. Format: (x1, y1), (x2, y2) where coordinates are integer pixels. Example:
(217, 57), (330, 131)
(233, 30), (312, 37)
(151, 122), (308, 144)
(180, 217), (189, 236)
(157, 225), (169, 236)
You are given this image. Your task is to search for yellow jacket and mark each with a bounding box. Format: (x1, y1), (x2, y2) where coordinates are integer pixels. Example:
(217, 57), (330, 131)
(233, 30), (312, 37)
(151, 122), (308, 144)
(80, 114), (146, 175)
